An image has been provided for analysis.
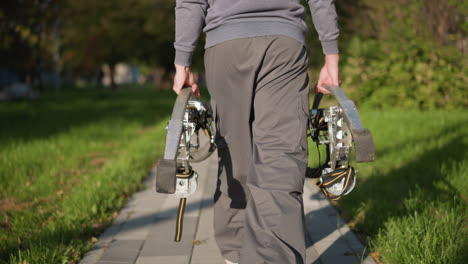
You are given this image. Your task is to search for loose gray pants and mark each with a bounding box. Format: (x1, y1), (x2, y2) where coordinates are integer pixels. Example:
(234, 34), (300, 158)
(204, 35), (310, 264)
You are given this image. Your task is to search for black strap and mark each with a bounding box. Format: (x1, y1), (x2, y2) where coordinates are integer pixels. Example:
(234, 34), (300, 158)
(312, 92), (323, 110)
(317, 166), (355, 200)
(176, 170), (194, 178)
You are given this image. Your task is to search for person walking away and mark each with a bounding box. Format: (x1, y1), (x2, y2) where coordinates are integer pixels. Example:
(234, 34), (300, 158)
(172, 1), (340, 263)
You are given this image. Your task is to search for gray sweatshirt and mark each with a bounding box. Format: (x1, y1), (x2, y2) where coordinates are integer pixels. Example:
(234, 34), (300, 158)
(174, 0), (339, 66)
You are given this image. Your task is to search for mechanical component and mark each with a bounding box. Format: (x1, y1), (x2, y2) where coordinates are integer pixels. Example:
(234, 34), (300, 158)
(157, 88), (215, 194)
(175, 170), (198, 198)
(317, 166), (356, 200)
(156, 87), (216, 241)
(311, 106), (352, 171)
(308, 85), (375, 200)
(185, 99), (216, 163)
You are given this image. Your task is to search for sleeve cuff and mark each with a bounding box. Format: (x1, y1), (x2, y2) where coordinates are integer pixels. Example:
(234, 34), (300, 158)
(321, 40), (339, 55)
(174, 50), (194, 67)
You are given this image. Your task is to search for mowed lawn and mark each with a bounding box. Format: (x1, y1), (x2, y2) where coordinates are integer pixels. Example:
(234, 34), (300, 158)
(0, 87), (467, 264)
(0, 88), (175, 263)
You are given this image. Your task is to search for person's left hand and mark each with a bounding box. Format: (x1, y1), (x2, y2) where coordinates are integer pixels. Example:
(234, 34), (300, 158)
(173, 64), (200, 97)
(315, 54), (340, 95)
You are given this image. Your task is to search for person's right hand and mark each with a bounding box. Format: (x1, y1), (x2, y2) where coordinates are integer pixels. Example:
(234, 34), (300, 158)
(173, 64), (200, 98)
(315, 54), (340, 95)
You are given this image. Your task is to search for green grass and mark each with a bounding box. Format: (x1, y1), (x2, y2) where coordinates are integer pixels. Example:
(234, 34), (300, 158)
(0, 88), (175, 263)
(310, 110), (468, 263)
(1, 87), (466, 264)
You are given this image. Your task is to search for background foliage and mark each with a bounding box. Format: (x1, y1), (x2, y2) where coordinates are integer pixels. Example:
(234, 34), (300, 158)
(1, 0), (466, 109)
(336, 0), (467, 110)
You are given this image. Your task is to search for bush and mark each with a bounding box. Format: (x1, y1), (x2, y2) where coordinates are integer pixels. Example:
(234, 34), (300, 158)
(341, 37), (467, 110)
(337, 0), (467, 110)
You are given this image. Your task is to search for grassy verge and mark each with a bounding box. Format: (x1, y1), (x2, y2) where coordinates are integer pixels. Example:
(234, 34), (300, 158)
(0, 88), (175, 263)
(310, 110), (468, 263)
(1, 87), (466, 264)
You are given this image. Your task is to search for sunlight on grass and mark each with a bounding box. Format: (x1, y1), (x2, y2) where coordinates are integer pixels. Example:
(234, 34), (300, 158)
(0, 88), (174, 263)
(309, 110), (468, 263)
(1, 88), (466, 264)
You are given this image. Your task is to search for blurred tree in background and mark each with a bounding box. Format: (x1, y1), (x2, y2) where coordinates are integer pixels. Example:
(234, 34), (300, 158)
(0, 0), (176, 90)
(0, 0), (466, 108)
(336, 0), (467, 109)
(0, 0), (61, 89)
(60, 0), (175, 89)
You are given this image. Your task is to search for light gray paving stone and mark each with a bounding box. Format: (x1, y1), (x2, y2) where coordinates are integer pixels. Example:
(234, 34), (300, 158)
(320, 254), (360, 264)
(99, 240), (144, 263)
(305, 214), (338, 235)
(306, 247), (322, 264)
(306, 234), (322, 264)
(183, 196), (206, 217)
(303, 180), (376, 264)
(79, 248), (105, 264)
(332, 214), (347, 226)
(184, 153), (222, 263)
(114, 210), (158, 240)
(313, 236), (350, 255)
(80, 217), (127, 264)
(135, 256), (189, 264)
(314, 229), (343, 243)
(126, 194), (164, 211)
(191, 154), (224, 264)
(303, 180), (324, 264)
(313, 238), (360, 264)
(98, 261), (132, 264)
(139, 216), (198, 257)
(157, 196), (186, 219)
(340, 227), (365, 253)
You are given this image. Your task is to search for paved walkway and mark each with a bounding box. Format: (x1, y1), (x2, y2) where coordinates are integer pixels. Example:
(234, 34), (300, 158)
(79, 152), (375, 264)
